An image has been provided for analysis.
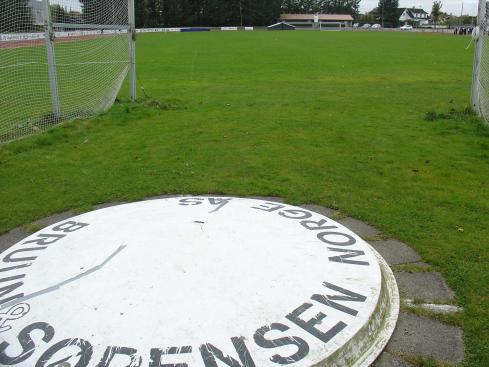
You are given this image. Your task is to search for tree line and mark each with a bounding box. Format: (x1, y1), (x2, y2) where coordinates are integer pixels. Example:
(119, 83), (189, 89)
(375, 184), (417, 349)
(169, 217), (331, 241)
(4, 0), (460, 32)
(135, 0), (281, 28)
(0, 0), (35, 32)
(1, 0), (362, 32)
(133, 0), (361, 28)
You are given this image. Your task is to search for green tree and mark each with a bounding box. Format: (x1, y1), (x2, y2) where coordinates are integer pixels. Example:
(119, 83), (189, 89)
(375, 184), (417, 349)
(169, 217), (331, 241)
(242, 0), (282, 26)
(282, 0), (360, 17)
(50, 4), (69, 24)
(0, 0), (34, 33)
(135, 0), (149, 27)
(134, 0), (282, 28)
(359, 13), (376, 24)
(79, 0), (122, 25)
(431, 1), (442, 28)
(377, 0), (399, 27)
(322, 0), (361, 17)
(282, 0), (319, 13)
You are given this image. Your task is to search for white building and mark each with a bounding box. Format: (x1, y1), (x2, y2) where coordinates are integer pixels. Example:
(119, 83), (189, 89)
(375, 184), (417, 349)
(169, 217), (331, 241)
(28, 0), (44, 27)
(280, 14), (354, 29)
(398, 8), (430, 26)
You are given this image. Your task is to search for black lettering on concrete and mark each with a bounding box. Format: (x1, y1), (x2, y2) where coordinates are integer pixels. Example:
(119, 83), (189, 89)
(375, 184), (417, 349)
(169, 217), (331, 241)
(0, 322), (55, 365)
(300, 219), (338, 231)
(0, 274), (25, 283)
(311, 282), (367, 317)
(208, 198), (231, 213)
(251, 203), (285, 212)
(278, 210), (312, 220)
(179, 198), (204, 206)
(317, 232), (356, 246)
(36, 338), (93, 367)
(253, 323), (309, 365)
(3, 247), (47, 263)
(0, 282), (23, 305)
(0, 264), (32, 273)
(0, 275), (26, 305)
(328, 248), (369, 266)
(52, 221), (89, 233)
(97, 346), (142, 367)
(286, 303), (347, 344)
(22, 234), (65, 247)
(149, 346), (192, 367)
(200, 337), (255, 367)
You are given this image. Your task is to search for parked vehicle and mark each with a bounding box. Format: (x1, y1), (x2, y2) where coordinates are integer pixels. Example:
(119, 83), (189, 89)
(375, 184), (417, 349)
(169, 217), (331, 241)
(372, 24), (382, 29)
(353, 23), (359, 28)
(400, 24), (413, 30)
(362, 24), (371, 29)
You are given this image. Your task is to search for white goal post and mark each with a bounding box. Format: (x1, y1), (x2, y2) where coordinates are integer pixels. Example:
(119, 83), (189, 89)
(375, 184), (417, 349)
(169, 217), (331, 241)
(472, 0), (489, 122)
(0, 0), (136, 143)
(319, 22), (343, 31)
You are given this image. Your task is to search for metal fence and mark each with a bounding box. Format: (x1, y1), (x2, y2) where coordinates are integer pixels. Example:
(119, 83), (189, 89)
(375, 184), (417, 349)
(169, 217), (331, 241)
(472, 0), (489, 122)
(0, 0), (136, 144)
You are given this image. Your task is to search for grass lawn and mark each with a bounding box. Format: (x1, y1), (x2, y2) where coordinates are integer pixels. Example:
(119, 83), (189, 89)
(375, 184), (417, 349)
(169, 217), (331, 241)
(1, 31), (488, 366)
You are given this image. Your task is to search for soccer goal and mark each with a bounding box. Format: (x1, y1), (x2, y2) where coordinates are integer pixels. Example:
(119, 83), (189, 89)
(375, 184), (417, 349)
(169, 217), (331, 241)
(319, 22), (343, 31)
(0, 0), (136, 143)
(472, 0), (489, 122)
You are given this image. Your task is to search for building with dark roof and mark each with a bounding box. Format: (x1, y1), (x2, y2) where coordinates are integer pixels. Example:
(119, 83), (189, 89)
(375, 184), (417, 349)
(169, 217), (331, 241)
(268, 22), (296, 31)
(398, 8), (430, 25)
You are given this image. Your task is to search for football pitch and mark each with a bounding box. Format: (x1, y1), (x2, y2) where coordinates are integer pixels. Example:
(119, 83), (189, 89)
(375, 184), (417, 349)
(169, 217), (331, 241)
(1, 30), (488, 365)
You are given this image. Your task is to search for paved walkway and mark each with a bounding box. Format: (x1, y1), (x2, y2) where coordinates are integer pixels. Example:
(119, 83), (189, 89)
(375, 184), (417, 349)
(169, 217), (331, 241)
(0, 196), (464, 366)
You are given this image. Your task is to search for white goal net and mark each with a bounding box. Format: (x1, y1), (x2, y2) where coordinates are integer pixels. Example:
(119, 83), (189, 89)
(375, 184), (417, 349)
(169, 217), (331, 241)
(472, 0), (489, 122)
(0, 0), (135, 143)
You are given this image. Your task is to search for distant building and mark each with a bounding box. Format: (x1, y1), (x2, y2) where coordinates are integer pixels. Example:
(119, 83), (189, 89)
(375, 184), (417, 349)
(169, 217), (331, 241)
(280, 14), (354, 29)
(268, 22), (296, 31)
(398, 7), (430, 26)
(28, 0), (43, 27)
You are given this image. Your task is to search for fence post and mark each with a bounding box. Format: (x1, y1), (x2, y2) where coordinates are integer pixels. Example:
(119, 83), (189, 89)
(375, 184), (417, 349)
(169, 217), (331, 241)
(42, 0), (60, 118)
(128, 0), (136, 102)
(471, 0), (485, 115)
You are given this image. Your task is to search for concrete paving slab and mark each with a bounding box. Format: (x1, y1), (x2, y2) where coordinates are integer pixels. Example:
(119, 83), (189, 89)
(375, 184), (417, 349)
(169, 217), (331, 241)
(369, 239), (422, 265)
(373, 351), (414, 367)
(32, 211), (77, 228)
(299, 204), (337, 218)
(337, 217), (380, 238)
(394, 272), (455, 302)
(248, 196), (284, 203)
(0, 228), (29, 253)
(385, 312), (464, 363)
(93, 202), (127, 210)
(145, 194), (183, 201)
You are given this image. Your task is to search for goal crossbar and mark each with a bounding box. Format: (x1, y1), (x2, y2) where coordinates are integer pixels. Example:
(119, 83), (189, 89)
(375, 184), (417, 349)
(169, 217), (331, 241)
(53, 23), (130, 30)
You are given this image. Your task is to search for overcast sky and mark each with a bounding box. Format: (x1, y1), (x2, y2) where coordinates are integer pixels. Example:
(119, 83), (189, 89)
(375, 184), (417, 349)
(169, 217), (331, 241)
(50, 0), (81, 11)
(359, 0), (478, 15)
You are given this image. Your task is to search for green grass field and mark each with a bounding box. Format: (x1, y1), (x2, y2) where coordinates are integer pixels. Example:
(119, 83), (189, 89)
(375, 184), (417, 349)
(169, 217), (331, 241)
(1, 31), (488, 366)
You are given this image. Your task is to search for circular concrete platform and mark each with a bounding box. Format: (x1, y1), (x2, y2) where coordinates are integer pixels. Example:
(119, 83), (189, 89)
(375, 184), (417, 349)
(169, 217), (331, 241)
(0, 197), (399, 367)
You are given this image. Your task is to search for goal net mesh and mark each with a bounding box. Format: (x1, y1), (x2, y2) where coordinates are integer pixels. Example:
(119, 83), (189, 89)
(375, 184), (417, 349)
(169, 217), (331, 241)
(0, 0), (131, 143)
(473, 0), (489, 122)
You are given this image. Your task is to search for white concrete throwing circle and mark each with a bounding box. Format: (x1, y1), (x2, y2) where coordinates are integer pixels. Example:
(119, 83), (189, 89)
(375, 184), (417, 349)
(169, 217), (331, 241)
(0, 197), (399, 367)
